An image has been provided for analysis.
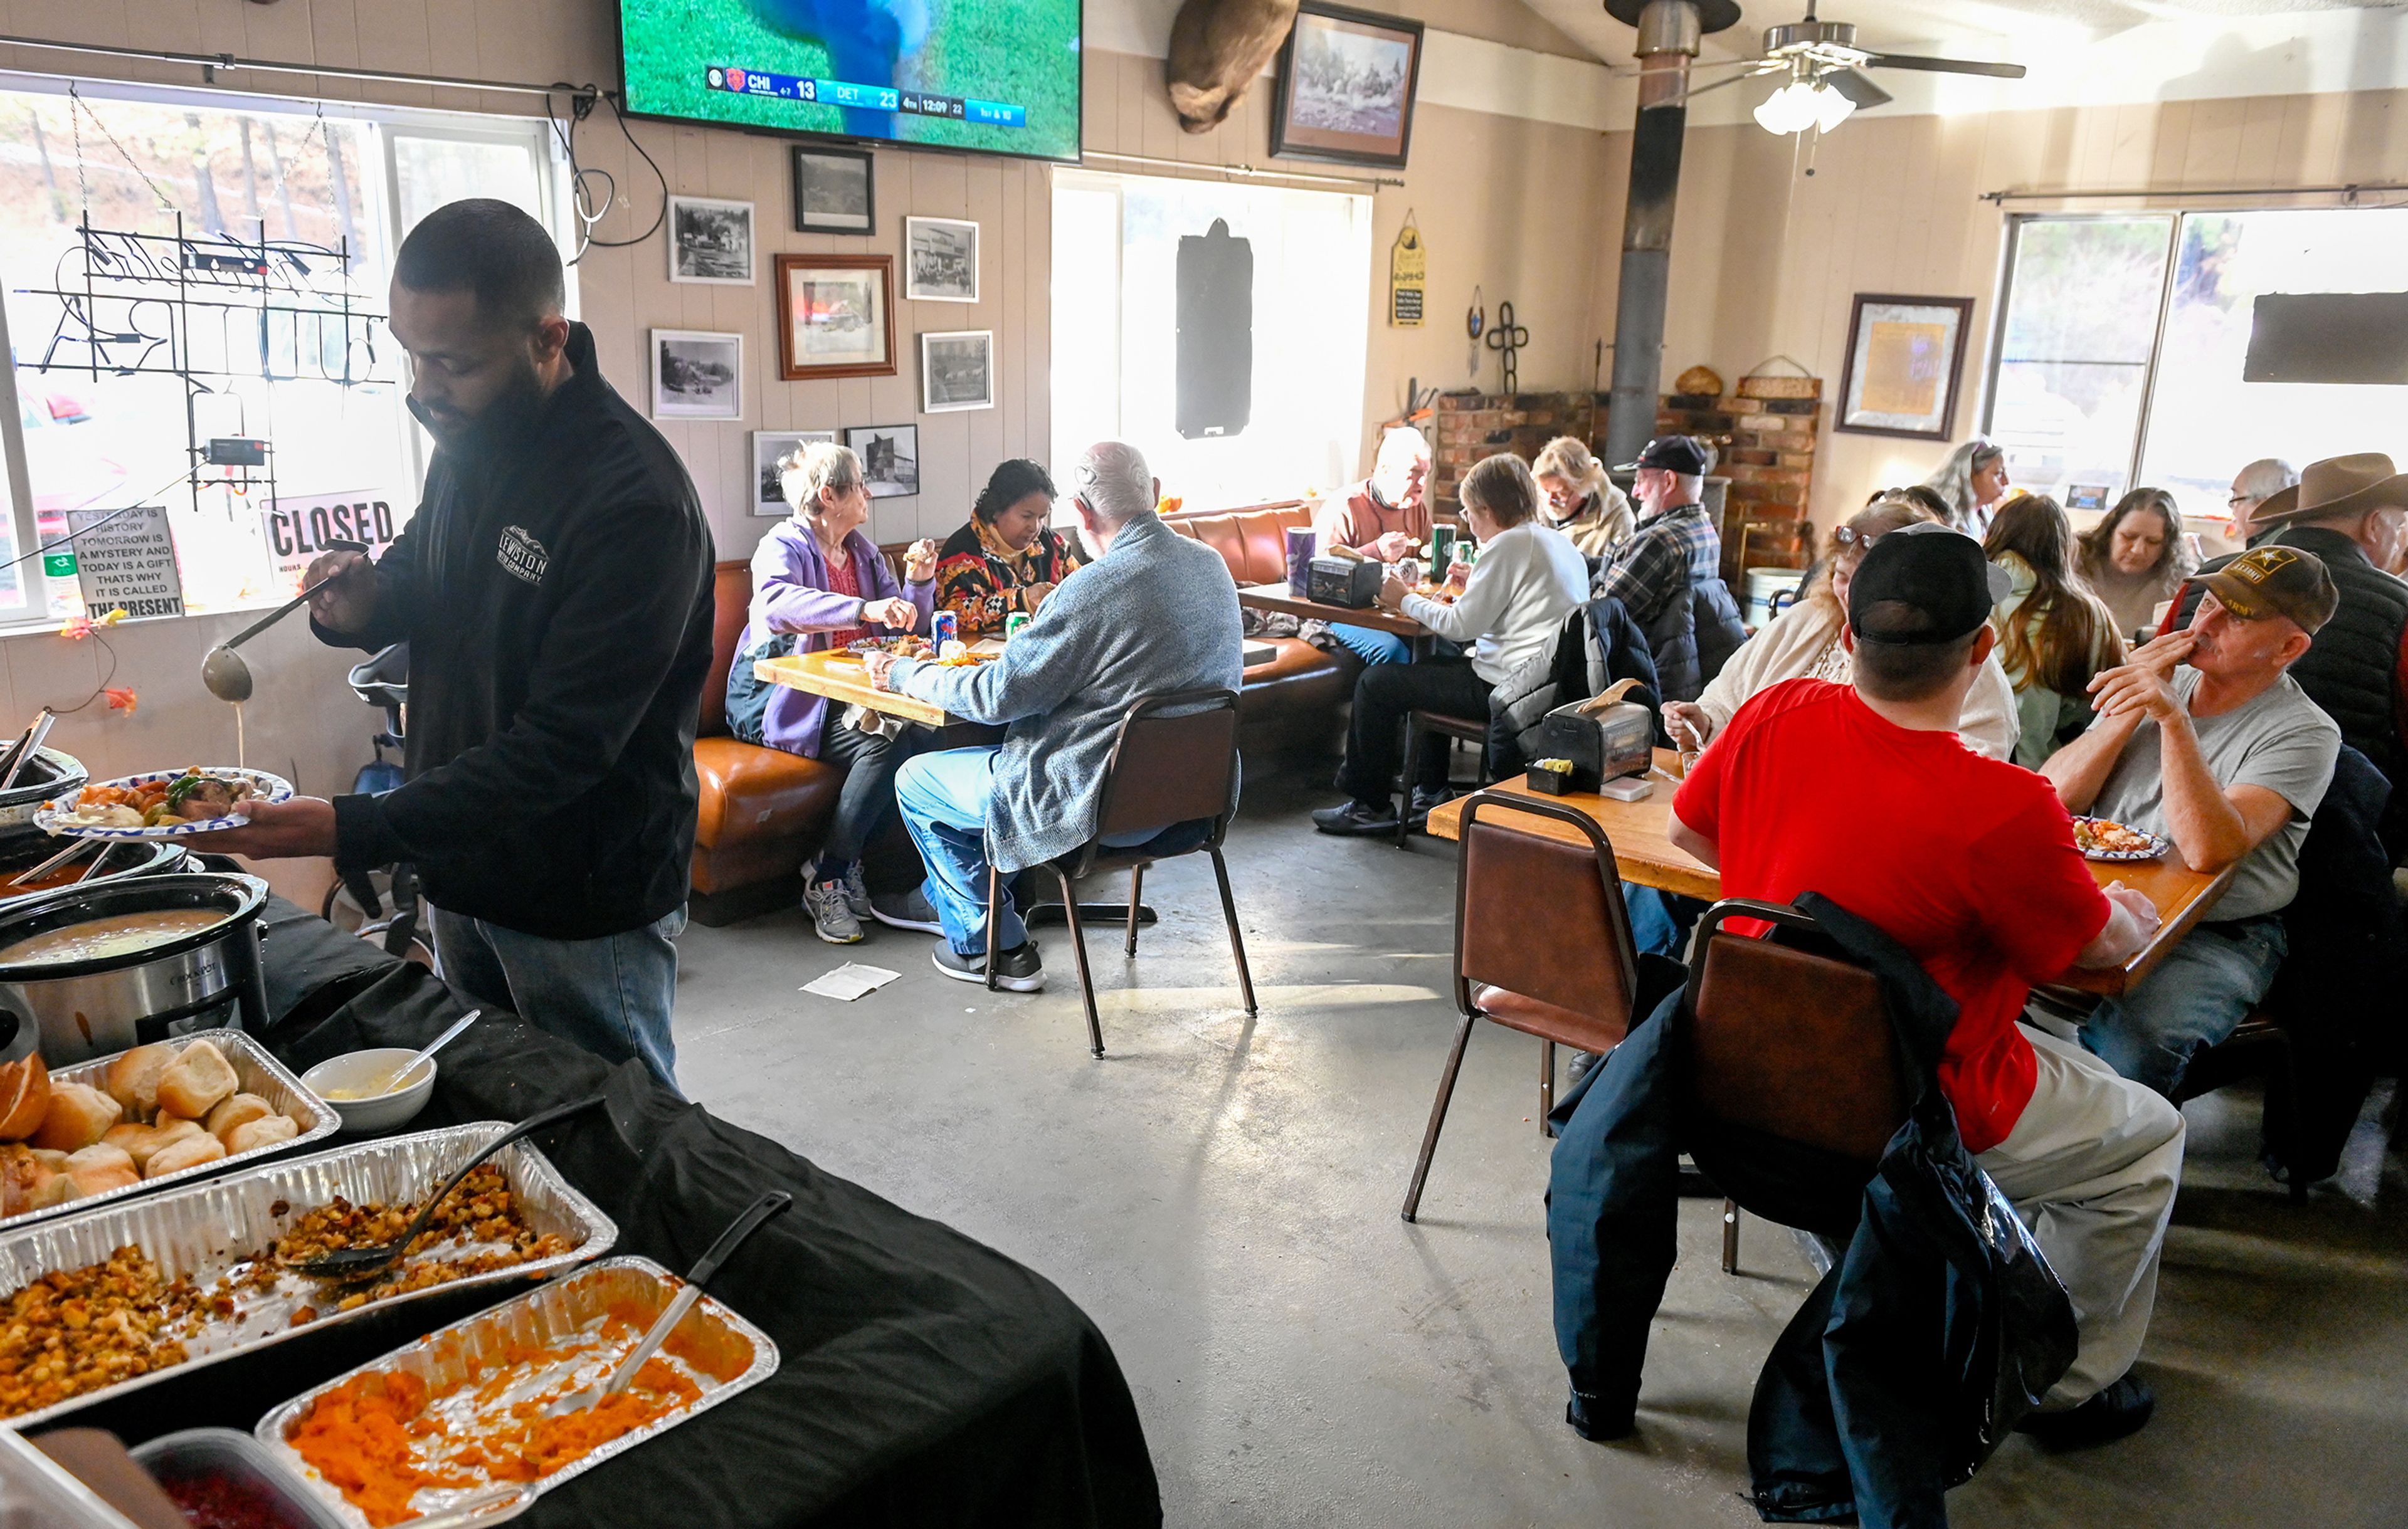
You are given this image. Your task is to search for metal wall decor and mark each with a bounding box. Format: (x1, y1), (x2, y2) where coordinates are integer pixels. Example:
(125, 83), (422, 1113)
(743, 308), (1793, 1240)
(1484, 300), (1529, 393)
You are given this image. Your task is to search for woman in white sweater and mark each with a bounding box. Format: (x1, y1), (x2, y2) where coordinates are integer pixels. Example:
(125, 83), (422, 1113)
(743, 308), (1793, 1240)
(1312, 453), (1590, 836)
(1663, 497), (2022, 760)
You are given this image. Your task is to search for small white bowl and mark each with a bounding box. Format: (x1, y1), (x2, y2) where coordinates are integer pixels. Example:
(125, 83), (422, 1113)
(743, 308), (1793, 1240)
(301, 1048), (436, 1133)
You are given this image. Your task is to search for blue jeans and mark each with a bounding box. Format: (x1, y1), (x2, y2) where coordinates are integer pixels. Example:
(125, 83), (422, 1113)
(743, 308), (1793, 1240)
(430, 904), (685, 1096)
(2079, 918), (2286, 1096)
(1329, 623), (1411, 665)
(1627, 888), (1705, 959)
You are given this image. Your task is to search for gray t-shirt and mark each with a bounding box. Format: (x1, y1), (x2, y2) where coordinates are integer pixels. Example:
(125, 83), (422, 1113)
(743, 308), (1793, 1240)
(2089, 668), (2340, 921)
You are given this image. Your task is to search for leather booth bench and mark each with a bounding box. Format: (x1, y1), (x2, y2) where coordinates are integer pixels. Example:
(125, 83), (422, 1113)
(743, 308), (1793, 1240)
(690, 507), (1353, 916)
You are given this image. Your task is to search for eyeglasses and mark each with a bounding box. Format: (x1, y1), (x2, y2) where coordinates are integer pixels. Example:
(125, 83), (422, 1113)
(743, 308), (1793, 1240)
(2227, 493), (2254, 509)
(1831, 525), (1884, 548)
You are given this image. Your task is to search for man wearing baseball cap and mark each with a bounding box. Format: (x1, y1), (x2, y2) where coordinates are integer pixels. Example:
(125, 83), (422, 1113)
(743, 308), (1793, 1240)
(2161, 452), (2408, 854)
(1590, 436), (1747, 703)
(2045, 544), (2343, 1098)
(1666, 523), (2183, 1446)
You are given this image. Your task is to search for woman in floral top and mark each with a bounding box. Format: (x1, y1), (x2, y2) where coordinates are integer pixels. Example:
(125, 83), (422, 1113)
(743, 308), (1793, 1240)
(934, 459), (1083, 638)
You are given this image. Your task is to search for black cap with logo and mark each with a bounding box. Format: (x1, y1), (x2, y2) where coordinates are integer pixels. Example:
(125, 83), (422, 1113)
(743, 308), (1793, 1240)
(1847, 522), (2013, 645)
(2194, 544), (2338, 633)
(1613, 436), (1714, 476)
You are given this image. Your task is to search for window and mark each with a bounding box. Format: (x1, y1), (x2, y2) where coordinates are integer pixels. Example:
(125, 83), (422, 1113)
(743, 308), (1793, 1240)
(1986, 208), (2408, 532)
(1051, 171), (1373, 511)
(0, 80), (564, 624)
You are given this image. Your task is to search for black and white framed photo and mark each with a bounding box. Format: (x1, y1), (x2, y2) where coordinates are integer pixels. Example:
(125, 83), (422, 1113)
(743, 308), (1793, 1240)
(650, 329), (743, 421)
(843, 424), (920, 498)
(750, 429), (835, 517)
(668, 194), (754, 284)
(792, 144), (875, 234)
(1271, 3), (1426, 169)
(919, 330), (994, 414)
(905, 216), (979, 303)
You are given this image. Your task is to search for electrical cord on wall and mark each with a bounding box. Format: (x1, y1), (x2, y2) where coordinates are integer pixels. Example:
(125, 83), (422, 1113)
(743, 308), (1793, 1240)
(544, 84), (670, 263)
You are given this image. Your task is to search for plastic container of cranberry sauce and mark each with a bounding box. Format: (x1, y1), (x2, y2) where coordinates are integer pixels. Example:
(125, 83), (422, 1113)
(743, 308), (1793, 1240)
(129, 1429), (345, 1529)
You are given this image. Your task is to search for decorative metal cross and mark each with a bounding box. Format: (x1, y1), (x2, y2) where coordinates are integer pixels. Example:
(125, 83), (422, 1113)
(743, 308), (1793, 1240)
(1485, 300), (1530, 393)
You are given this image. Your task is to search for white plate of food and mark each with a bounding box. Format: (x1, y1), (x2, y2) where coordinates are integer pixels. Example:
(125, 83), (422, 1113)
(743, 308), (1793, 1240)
(2073, 816), (2170, 862)
(34, 767), (293, 839)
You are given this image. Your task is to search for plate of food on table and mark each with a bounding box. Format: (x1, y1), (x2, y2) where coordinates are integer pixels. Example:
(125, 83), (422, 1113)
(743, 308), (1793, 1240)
(843, 636), (991, 668)
(36, 767), (293, 839)
(2071, 816), (2170, 863)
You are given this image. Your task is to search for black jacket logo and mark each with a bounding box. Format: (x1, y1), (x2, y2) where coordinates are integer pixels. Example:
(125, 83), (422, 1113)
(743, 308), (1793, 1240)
(497, 525), (549, 586)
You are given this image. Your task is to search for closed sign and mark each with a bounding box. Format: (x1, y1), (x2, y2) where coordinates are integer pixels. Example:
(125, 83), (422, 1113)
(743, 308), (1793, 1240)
(264, 491), (401, 592)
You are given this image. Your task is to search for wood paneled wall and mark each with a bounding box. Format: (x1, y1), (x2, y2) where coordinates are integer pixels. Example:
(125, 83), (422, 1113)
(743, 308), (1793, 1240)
(1593, 88), (2408, 530)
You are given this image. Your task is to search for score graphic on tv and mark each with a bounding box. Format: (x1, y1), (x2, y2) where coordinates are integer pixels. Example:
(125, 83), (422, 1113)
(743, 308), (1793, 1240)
(621, 0), (1079, 163)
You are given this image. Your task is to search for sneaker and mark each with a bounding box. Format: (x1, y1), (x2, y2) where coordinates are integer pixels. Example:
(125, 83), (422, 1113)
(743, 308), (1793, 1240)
(838, 861), (873, 919)
(802, 878), (864, 944)
(2015, 1374), (2155, 1448)
(1312, 798), (1400, 836)
(1406, 785), (1455, 824)
(870, 886), (945, 934)
(932, 940), (1045, 992)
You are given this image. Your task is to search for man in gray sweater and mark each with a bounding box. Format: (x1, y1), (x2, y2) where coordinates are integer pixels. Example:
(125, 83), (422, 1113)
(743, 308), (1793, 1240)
(865, 441), (1245, 990)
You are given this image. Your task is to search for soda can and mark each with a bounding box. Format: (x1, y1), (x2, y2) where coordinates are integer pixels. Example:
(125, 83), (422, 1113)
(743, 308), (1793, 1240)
(932, 611), (958, 647)
(1004, 611), (1032, 640)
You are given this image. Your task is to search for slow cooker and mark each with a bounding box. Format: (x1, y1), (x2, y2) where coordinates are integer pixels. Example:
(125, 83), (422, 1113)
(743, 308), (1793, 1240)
(0, 872), (272, 1064)
(0, 747), (87, 831)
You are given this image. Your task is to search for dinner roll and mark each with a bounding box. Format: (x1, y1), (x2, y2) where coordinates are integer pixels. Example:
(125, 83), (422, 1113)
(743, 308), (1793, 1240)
(66, 1159), (138, 1197)
(143, 1132), (225, 1179)
(32, 1085), (122, 1151)
(224, 1115), (300, 1156)
(26, 1148), (67, 1171)
(0, 1145), (43, 1216)
(204, 1093), (274, 1145)
(102, 1118), (203, 1170)
(154, 1041), (240, 1120)
(65, 1143), (134, 1176)
(104, 1043), (179, 1118)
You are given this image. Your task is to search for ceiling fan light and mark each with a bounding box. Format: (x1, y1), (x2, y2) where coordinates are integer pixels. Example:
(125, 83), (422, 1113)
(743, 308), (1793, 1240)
(1753, 81), (1820, 135)
(1811, 81), (1857, 132)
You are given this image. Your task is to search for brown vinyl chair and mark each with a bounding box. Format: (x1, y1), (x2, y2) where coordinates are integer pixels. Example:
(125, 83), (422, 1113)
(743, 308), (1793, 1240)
(985, 688), (1255, 1058)
(1401, 792), (1643, 1222)
(2171, 1012), (2308, 1204)
(1686, 899), (1911, 1274)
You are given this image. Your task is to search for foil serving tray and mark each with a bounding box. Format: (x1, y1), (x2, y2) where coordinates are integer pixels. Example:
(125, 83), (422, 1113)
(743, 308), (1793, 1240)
(0, 1121), (616, 1431)
(1, 1030), (344, 1234)
(256, 1256), (780, 1527)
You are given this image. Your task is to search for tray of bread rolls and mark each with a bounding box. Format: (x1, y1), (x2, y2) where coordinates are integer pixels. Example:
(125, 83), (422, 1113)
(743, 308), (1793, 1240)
(0, 1120), (616, 1430)
(0, 1032), (339, 1233)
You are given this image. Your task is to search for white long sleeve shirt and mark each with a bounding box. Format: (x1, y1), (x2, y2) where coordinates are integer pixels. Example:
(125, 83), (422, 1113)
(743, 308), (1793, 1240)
(1400, 520), (1592, 683)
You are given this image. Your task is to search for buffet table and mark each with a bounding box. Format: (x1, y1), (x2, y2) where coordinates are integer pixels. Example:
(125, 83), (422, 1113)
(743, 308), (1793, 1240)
(100, 896), (1163, 1527)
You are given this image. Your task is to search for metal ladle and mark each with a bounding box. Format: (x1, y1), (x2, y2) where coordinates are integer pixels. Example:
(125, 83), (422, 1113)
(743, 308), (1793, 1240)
(199, 540), (368, 702)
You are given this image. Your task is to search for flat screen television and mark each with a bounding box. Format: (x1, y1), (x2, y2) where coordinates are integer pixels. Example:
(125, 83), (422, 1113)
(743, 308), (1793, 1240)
(620, 0), (1083, 164)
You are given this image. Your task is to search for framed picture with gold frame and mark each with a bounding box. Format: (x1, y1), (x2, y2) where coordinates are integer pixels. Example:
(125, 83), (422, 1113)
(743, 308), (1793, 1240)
(1835, 293), (1975, 440)
(774, 253), (896, 381)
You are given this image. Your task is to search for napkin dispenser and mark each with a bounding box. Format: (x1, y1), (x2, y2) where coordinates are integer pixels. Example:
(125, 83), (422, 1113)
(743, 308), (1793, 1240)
(1534, 680), (1656, 791)
(1307, 552), (1386, 609)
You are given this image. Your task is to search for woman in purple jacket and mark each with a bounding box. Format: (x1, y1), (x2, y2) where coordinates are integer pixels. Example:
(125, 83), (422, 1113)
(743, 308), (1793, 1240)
(726, 442), (938, 943)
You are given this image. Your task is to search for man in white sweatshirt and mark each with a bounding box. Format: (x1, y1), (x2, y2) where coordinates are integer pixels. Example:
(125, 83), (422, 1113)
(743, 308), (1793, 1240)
(1314, 453), (1590, 836)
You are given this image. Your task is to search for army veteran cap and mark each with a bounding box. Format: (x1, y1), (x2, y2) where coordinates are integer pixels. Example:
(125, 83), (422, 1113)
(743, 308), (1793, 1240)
(2195, 544), (2339, 634)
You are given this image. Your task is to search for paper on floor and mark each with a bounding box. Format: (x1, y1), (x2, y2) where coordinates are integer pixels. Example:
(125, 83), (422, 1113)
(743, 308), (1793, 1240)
(801, 963), (902, 1001)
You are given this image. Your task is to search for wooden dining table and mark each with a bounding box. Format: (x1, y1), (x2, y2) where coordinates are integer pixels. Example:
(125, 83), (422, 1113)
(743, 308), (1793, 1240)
(1421, 749), (2236, 997)
(755, 638), (1285, 729)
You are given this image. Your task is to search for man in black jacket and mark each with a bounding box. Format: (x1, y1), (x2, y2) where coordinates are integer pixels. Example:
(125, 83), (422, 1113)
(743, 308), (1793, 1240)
(2164, 453), (2408, 856)
(216, 200), (714, 1091)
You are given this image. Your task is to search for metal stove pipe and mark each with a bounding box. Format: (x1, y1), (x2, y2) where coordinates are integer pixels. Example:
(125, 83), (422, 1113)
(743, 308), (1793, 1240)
(1605, 0), (1706, 470)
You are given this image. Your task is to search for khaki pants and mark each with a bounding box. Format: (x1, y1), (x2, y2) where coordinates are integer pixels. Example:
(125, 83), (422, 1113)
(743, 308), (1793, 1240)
(1976, 1022), (2187, 1408)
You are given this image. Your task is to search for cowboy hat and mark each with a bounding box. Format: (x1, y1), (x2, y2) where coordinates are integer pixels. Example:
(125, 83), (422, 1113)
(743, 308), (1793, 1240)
(2253, 453), (2408, 525)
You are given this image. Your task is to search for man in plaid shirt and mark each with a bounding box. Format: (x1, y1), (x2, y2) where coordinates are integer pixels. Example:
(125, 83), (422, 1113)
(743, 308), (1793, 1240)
(1592, 435), (1723, 626)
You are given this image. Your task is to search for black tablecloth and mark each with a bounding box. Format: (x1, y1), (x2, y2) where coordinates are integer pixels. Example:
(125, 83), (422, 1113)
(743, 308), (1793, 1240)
(164, 898), (1161, 1527)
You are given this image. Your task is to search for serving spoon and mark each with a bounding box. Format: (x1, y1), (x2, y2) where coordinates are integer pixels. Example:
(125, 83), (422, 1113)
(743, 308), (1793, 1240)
(346, 1009), (481, 1100)
(287, 1092), (606, 1283)
(199, 540), (369, 703)
(544, 1190), (793, 1417)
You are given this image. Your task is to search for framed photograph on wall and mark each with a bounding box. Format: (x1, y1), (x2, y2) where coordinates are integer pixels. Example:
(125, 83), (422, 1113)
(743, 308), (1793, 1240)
(1270, 3), (1426, 169)
(668, 194), (754, 284)
(750, 429), (835, 517)
(792, 144), (875, 234)
(920, 330), (994, 413)
(905, 216), (979, 302)
(843, 424), (920, 498)
(650, 329), (742, 420)
(1835, 294), (1977, 440)
(775, 254), (896, 380)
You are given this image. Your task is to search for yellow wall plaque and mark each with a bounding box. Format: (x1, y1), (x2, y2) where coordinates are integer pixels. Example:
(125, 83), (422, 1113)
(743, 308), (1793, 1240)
(1389, 218), (1425, 328)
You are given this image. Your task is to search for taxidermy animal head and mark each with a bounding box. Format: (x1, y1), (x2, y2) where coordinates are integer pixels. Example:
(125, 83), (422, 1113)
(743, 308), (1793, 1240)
(1167, 0), (1301, 132)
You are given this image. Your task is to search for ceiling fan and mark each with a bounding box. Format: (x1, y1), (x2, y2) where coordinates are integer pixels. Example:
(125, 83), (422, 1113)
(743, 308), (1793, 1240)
(1681, 3), (2029, 134)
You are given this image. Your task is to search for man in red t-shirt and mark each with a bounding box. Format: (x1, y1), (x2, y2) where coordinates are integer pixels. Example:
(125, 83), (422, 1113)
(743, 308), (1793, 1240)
(1667, 523), (2187, 1448)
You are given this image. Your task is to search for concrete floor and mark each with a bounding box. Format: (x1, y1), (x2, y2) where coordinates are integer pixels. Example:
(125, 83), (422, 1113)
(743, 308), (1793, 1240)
(669, 764), (2408, 1528)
